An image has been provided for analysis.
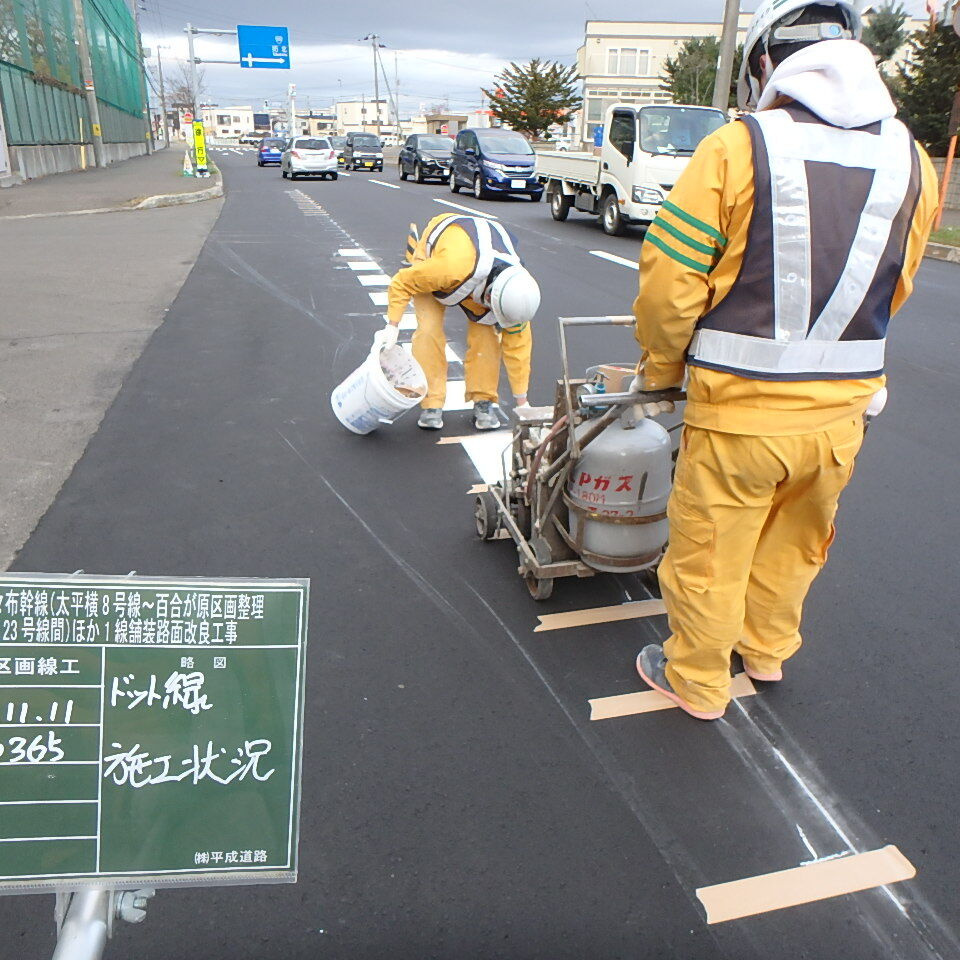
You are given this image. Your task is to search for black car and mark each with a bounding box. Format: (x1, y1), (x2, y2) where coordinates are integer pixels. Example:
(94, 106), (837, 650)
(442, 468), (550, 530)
(342, 132), (383, 171)
(398, 134), (453, 183)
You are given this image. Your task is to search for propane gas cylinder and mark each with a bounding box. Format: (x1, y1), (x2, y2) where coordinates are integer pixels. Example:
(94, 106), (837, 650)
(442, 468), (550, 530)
(566, 417), (672, 572)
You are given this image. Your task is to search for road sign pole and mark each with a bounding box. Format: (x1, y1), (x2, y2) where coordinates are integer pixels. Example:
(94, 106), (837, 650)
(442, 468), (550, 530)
(186, 24), (198, 122)
(70, 0), (104, 168)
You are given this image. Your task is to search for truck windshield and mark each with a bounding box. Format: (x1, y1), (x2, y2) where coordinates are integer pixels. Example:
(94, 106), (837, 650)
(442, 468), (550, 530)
(639, 107), (726, 156)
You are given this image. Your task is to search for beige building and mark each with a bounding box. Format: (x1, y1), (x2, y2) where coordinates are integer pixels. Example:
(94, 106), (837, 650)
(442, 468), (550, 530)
(576, 17), (752, 144)
(335, 99), (390, 135)
(201, 106), (256, 139)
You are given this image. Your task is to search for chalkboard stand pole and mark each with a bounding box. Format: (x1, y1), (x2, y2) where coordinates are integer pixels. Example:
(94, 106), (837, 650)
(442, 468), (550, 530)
(52, 888), (156, 960)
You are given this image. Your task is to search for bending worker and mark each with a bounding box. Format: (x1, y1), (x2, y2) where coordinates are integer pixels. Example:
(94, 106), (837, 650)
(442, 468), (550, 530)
(632, 0), (938, 720)
(375, 213), (541, 431)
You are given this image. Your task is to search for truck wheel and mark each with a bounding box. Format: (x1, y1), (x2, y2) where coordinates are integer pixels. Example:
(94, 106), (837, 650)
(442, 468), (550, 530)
(551, 192), (572, 221)
(602, 194), (625, 236)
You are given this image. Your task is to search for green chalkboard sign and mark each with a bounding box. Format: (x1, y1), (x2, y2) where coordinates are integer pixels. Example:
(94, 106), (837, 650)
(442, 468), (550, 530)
(0, 574), (308, 892)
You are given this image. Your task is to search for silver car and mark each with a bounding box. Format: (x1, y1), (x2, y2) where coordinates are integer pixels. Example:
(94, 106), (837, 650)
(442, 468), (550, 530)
(280, 137), (339, 180)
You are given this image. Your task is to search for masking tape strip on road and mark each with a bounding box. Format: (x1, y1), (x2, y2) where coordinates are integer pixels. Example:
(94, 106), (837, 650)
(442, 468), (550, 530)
(589, 673), (756, 720)
(535, 598), (667, 633)
(696, 845), (916, 924)
(467, 484), (489, 494)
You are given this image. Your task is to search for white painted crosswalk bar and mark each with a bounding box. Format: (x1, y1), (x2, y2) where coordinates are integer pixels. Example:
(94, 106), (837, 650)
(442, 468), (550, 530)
(338, 248), (367, 257)
(347, 261), (381, 271)
(357, 274), (390, 286)
(368, 291), (389, 306)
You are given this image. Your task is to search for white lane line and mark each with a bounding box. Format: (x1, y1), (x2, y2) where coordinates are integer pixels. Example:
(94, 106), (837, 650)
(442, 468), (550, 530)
(369, 178), (400, 190)
(338, 248), (367, 257)
(433, 198), (499, 220)
(339, 171), (351, 177)
(347, 261), (381, 271)
(400, 342), (461, 363)
(399, 314), (417, 331)
(589, 249), (638, 270)
(369, 291), (389, 306)
(458, 430), (512, 483)
(357, 273), (390, 286)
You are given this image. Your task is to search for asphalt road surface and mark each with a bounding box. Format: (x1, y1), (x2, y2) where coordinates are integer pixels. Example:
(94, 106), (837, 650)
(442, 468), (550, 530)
(4, 147), (959, 959)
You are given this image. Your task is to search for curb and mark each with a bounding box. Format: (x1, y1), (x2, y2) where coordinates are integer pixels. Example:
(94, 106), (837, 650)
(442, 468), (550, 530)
(924, 241), (960, 265)
(0, 174), (223, 221)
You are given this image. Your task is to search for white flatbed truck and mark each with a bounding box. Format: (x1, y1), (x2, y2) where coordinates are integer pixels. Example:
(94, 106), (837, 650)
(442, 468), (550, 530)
(537, 103), (727, 235)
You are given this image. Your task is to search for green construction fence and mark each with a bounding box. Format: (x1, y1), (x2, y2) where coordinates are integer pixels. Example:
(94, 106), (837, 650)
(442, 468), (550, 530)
(0, 0), (145, 145)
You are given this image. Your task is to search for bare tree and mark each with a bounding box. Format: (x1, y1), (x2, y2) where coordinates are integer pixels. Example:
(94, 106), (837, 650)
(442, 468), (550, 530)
(167, 61), (206, 108)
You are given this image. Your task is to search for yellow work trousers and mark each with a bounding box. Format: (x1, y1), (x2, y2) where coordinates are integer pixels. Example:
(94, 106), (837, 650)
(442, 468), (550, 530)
(659, 417), (865, 712)
(410, 292), (532, 408)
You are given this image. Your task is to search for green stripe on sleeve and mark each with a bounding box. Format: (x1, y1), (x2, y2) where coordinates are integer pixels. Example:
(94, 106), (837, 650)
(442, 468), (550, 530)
(644, 229), (713, 273)
(661, 199), (726, 246)
(651, 215), (718, 258)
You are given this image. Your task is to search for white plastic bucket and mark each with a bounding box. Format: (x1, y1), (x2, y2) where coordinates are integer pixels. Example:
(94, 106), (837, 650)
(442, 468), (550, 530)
(331, 343), (428, 435)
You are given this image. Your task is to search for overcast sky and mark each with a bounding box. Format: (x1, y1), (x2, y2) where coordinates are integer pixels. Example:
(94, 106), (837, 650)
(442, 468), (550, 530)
(139, 0), (931, 115)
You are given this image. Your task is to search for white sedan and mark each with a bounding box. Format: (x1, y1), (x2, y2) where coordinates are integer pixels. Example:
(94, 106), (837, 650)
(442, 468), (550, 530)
(280, 137), (339, 180)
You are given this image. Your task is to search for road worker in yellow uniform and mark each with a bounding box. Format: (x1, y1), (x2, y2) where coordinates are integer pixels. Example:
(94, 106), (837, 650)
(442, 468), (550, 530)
(632, 0), (939, 720)
(374, 213), (541, 431)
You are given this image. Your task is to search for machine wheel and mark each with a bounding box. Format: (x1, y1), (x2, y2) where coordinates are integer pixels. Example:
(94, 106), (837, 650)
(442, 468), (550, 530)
(524, 535), (555, 600)
(415, 161), (425, 183)
(399, 161), (408, 181)
(602, 193), (625, 236)
(525, 574), (554, 601)
(474, 492), (500, 540)
(551, 192), (572, 221)
(449, 170), (460, 193)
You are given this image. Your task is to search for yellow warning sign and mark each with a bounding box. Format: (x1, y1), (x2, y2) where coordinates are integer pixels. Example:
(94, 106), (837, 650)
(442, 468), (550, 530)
(192, 120), (208, 170)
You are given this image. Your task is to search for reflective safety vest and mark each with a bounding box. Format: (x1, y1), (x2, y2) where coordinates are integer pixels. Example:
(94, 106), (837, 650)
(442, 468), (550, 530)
(424, 214), (522, 325)
(688, 106), (921, 381)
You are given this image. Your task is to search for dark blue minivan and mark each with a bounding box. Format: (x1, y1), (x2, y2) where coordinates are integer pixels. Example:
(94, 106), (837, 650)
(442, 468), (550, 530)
(449, 128), (542, 201)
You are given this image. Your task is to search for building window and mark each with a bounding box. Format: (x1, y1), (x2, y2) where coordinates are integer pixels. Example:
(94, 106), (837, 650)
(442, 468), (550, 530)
(587, 98), (604, 122)
(607, 49), (618, 74)
(619, 48), (637, 75)
(217, 114), (231, 125)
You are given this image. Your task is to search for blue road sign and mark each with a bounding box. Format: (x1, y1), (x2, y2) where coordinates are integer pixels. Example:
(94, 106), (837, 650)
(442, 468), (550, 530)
(237, 25), (290, 70)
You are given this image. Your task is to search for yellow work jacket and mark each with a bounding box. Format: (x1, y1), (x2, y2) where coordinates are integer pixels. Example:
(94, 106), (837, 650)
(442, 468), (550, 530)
(387, 214), (488, 325)
(633, 111), (939, 436)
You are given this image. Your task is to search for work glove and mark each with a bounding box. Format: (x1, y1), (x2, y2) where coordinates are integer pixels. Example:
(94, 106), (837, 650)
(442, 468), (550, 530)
(373, 323), (399, 351)
(629, 373), (675, 417)
(865, 386), (887, 421)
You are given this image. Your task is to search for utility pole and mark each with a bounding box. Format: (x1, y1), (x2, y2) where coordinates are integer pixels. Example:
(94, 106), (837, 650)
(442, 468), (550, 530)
(361, 34), (382, 136)
(131, 0), (153, 153)
(712, 0), (740, 111)
(71, 0), (105, 167)
(156, 46), (168, 146)
(288, 82), (296, 138)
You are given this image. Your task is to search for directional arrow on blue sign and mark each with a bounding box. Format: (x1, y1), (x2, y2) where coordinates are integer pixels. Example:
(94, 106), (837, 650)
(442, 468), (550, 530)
(237, 25), (290, 70)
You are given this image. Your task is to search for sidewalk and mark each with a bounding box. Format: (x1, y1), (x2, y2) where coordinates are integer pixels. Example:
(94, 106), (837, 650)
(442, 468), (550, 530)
(0, 146), (218, 218)
(0, 153), (223, 568)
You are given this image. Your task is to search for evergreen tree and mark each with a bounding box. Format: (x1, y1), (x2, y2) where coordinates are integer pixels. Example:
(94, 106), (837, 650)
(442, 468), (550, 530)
(862, 2), (908, 65)
(897, 22), (960, 155)
(482, 59), (582, 139)
(661, 37), (742, 108)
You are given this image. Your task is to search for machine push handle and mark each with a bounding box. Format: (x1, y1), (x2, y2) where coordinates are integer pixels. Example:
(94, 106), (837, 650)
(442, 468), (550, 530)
(579, 387), (686, 406)
(558, 315), (635, 328)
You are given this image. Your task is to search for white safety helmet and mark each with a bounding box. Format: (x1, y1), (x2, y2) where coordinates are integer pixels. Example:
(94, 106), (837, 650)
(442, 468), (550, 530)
(738, 0), (863, 110)
(488, 265), (541, 328)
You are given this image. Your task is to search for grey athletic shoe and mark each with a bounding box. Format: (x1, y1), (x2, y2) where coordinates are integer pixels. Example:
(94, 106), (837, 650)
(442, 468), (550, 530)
(417, 408), (443, 430)
(473, 400), (500, 430)
(636, 644), (725, 721)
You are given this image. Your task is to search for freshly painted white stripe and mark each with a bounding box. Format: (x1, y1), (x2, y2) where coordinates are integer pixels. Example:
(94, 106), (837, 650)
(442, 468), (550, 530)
(589, 250), (639, 270)
(369, 178), (400, 190)
(459, 430), (512, 483)
(445, 344), (461, 362)
(338, 248), (367, 257)
(339, 171), (351, 177)
(368, 291), (389, 306)
(433, 198), (499, 220)
(399, 314), (417, 331)
(347, 261), (381, 271)
(357, 273), (391, 286)
(441, 380), (471, 411)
